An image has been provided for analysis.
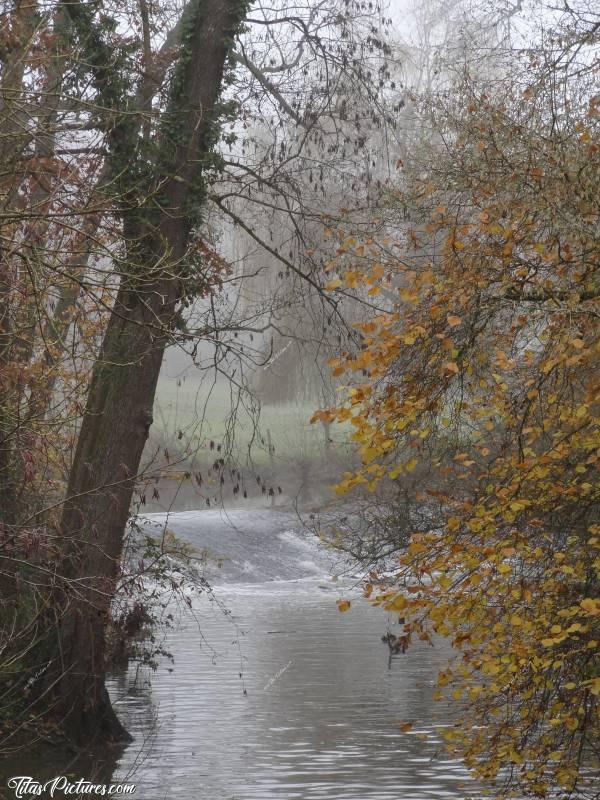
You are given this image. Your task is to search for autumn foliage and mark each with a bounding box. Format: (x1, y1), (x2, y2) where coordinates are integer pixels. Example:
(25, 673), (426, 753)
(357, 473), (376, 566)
(315, 30), (599, 800)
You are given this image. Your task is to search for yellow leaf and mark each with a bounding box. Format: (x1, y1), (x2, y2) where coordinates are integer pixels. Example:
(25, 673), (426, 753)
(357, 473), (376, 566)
(391, 594), (408, 611)
(399, 288), (418, 303)
(443, 361), (460, 375)
(586, 677), (600, 696)
(509, 749), (524, 765)
(344, 271), (360, 289)
(580, 598), (599, 615)
(336, 599), (351, 613)
(510, 500), (527, 512)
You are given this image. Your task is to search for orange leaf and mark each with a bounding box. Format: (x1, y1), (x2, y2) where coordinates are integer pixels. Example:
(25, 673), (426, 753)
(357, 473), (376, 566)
(443, 361), (460, 375)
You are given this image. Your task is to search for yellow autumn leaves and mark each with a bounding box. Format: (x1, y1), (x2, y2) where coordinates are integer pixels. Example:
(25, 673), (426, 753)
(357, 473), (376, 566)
(316, 66), (599, 799)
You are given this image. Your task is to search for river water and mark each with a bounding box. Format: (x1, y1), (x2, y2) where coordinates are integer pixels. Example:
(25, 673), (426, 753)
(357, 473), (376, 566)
(103, 508), (478, 799)
(0, 508), (479, 799)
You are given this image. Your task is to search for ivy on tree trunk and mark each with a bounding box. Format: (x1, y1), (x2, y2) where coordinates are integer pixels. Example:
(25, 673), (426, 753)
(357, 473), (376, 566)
(33, 0), (249, 746)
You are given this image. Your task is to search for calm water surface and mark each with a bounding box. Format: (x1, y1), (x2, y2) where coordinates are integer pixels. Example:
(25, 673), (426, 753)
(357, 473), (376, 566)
(104, 509), (477, 800)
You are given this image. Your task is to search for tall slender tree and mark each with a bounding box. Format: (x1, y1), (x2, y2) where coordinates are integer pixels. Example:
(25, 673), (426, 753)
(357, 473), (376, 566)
(1, 0), (398, 748)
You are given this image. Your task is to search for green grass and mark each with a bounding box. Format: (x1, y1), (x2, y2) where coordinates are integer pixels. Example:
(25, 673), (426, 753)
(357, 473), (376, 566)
(152, 376), (349, 467)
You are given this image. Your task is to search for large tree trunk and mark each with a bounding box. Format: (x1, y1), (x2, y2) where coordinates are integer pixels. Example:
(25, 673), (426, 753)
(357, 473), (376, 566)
(34, 0), (247, 746)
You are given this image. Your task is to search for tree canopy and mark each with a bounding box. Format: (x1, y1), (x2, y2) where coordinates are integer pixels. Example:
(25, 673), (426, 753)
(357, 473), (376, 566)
(314, 5), (599, 796)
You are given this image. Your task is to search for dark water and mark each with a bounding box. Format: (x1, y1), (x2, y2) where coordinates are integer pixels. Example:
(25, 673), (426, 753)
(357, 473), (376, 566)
(106, 509), (476, 799)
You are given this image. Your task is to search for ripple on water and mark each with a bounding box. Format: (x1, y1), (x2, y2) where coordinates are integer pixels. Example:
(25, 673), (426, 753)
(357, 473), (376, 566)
(104, 578), (477, 800)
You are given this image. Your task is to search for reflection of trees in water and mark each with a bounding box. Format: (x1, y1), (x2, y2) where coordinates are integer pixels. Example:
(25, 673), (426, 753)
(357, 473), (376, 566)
(0, 672), (159, 789)
(0, 666), (162, 792)
(0, 740), (121, 794)
(106, 664), (162, 784)
(248, 601), (457, 772)
(89, 576), (475, 798)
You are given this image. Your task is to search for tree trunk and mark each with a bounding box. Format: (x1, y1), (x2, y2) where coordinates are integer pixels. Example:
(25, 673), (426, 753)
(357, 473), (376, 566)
(34, 0), (248, 746)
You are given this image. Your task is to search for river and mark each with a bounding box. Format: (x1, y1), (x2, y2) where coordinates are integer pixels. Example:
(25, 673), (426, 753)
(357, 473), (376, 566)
(104, 508), (477, 799)
(0, 508), (479, 799)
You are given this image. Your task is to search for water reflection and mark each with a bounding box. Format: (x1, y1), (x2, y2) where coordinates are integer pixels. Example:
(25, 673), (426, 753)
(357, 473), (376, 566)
(1, 510), (478, 800)
(107, 585), (476, 799)
(0, 741), (122, 800)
